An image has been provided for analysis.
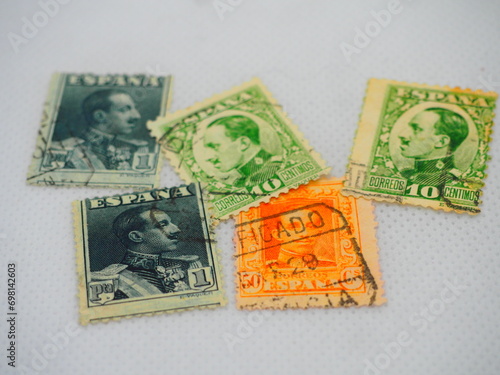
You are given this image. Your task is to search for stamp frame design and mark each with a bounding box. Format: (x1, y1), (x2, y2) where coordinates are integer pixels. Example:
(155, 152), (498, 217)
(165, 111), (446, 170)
(148, 78), (330, 220)
(234, 178), (385, 310)
(74, 183), (226, 324)
(27, 73), (173, 189)
(342, 78), (497, 214)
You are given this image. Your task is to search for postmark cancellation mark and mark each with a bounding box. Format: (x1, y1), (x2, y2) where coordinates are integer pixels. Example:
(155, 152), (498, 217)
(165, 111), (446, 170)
(235, 178), (385, 310)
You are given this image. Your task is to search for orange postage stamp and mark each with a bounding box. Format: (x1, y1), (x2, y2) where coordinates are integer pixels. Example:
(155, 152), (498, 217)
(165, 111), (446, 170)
(234, 177), (385, 309)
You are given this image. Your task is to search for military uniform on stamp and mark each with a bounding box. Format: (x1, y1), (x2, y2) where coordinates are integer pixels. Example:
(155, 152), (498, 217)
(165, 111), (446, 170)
(28, 73), (172, 189)
(148, 78), (330, 220)
(73, 183), (225, 324)
(235, 178), (385, 309)
(343, 79), (497, 214)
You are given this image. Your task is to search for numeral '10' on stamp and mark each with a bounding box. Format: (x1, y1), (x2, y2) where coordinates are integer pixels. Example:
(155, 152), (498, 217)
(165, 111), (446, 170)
(343, 79), (497, 214)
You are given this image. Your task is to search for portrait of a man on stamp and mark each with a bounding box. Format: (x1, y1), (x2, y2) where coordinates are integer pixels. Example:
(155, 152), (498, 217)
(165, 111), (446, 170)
(148, 78), (329, 219)
(108, 206), (202, 298)
(343, 79), (497, 214)
(62, 88), (145, 171)
(74, 183), (225, 324)
(393, 107), (472, 187)
(235, 178), (385, 310)
(28, 73), (172, 188)
(201, 113), (284, 187)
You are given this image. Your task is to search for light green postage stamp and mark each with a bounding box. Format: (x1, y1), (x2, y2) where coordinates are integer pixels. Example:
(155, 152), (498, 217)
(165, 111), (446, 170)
(343, 79), (497, 214)
(27, 73), (172, 189)
(148, 78), (330, 219)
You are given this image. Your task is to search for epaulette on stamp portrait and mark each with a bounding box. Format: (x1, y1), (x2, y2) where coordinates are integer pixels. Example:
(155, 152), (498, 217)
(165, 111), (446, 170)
(27, 73), (173, 189)
(73, 183), (225, 324)
(148, 78), (330, 220)
(234, 177), (385, 310)
(342, 78), (497, 214)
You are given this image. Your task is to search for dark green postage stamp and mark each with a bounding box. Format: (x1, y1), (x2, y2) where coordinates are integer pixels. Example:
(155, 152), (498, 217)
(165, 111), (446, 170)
(74, 183), (225, 324)
(148, 78), (329, 219)
(27, 73), (172, 189)
(343, 79), (497, 214)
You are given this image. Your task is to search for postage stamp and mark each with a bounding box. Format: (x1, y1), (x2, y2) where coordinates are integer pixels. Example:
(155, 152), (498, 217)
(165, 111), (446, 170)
(148, 78), (330, 220)
(234, 177), (385, 310)
(73, 183), (225, 324)
(27, 73), (173, 189)
(343, 79), (497, 214)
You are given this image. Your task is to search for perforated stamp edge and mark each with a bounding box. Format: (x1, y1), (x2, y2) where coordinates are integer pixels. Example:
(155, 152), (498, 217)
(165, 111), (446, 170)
(342, 78), (497, 214)
(73, 183), (226, 325)
(148, 77), (330, 220)
(233, 177), (386, 310)
(27, 72), (172, 190)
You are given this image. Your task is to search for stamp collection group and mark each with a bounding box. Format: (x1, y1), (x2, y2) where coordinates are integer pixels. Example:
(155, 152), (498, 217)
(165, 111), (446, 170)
(27, 73), (497, 324)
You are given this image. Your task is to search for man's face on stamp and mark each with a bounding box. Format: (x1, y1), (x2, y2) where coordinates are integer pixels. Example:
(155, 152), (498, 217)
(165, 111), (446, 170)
(397, 109), (468, 161)
(75, 184), (226, 323)
(131, 210), (181, 254)
(28, 73), (172, 188)
(399, 111), (443, 159)
(235, 178), (386, 309)
(203, 115), (263, 174)
(277, 208), (324, 258)
(96, 93), (141, 136)
(203, 124), (246, 172)
(148, 79), (329, 219)
(342, 79), (497, 214)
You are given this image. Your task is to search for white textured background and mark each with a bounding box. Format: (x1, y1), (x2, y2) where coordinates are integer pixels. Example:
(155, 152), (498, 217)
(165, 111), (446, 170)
(1, 1), (499, 374)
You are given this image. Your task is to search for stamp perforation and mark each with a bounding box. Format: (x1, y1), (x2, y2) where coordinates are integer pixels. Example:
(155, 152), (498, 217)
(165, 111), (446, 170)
(234, 178), (385, 310)
(343, 78), (497, 214)
(74, 183), (226, 325)
(148, 77), (330, 220)
(27, 72), (171, 189)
